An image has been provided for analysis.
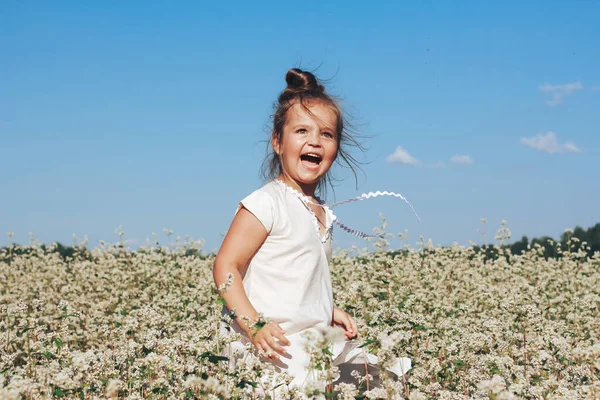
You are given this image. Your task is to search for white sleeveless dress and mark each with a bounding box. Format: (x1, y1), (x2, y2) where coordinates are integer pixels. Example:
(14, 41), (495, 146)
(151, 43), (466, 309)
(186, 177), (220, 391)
(222, 180), (411, 390)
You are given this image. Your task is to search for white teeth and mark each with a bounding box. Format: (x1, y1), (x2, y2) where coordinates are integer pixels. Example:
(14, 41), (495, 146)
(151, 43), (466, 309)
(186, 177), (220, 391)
(304, 153), (322, 158)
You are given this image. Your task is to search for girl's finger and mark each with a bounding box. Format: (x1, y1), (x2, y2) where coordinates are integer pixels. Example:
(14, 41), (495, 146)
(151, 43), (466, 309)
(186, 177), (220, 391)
(342, 314), (351, 330)
(254, 342), (264, 355)
(274, 323), (286, 334)
(266, 337), (287, 356)
(274, 330), (290, 346)
(259, 340), (276, 359)
(350, 318), (358, 335)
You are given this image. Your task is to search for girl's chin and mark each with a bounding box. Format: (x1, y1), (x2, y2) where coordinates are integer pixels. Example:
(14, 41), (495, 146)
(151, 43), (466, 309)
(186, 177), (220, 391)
(286, 174), (321, 187)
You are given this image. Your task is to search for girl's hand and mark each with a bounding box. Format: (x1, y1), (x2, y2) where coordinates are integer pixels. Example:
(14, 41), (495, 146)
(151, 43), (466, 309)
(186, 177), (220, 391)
(333, 306), (358, 340)
(249, 321), (290, 360)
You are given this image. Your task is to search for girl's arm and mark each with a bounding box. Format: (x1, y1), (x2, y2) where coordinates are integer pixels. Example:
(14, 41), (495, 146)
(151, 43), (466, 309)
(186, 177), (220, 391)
(213, 207), (289, 358)
(214, 207), (265, 327)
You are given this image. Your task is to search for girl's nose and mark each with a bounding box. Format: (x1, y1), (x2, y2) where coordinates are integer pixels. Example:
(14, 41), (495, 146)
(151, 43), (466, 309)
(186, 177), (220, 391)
(307, 131), (321, 146)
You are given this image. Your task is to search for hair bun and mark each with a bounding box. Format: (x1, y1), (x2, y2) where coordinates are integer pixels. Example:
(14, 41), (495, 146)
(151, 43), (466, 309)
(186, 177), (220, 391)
(284, 68), (325, 95)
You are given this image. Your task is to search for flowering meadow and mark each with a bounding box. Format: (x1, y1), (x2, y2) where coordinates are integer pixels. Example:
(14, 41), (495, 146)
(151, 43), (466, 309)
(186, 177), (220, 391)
(1, 227), (599, 399)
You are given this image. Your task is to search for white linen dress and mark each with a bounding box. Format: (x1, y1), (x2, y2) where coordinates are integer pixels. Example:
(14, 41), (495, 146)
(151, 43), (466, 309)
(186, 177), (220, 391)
(222, 180), (411, 391)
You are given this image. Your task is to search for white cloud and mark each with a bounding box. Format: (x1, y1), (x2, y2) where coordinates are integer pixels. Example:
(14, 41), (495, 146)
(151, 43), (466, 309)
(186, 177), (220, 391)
(386, 146), (420, 165)
(428, 161), (447, 168)
(520, 132), (582, 154)
(450, 155), (473, 164)
(562, 142), (582, 153)
(539, 81), (583, 106)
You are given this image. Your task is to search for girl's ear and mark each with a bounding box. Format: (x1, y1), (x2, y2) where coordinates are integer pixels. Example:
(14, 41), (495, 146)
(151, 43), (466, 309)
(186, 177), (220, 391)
(271, 135), (280, 156)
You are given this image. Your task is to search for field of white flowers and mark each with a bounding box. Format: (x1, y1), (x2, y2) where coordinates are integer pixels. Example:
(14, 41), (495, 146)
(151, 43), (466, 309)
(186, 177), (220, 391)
(1, 230), (599, 399)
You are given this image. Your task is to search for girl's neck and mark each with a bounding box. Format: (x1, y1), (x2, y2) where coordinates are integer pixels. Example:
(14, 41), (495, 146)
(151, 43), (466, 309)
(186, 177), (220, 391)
(276, 174), (318, 200)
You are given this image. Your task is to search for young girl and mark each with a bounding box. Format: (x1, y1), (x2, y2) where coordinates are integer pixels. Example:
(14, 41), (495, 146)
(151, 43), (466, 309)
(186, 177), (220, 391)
(213, 68), (410, 393)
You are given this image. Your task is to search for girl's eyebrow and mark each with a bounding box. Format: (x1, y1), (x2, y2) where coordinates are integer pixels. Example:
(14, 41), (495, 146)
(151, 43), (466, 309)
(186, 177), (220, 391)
(290, 122), (336, 135)
(290, 123), (311, 130)
(320, 125), (336, 135)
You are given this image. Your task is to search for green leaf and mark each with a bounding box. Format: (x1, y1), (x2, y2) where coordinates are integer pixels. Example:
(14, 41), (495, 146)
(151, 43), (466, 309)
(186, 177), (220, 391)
(359, 339), (377, 348)
(208, 355), (228, 363)
(52, 337), (63, 350)
(208, 354), (228, 363)
(409, 321), (426, 331)
(236, 379), (258, 388)
(55, 313), (80, 320)
(490, 365), (502, 374)
(199, 351), (228, 364)
(152, 386), (168, 395)
(18, 326), (34, 335)
(217, 297), (227, 306)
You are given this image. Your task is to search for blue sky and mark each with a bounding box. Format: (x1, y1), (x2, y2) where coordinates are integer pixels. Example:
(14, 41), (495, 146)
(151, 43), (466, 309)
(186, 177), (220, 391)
(1, 1), (599, 252)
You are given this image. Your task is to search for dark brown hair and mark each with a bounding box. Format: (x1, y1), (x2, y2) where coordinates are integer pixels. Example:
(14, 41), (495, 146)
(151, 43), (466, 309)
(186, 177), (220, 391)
(261, 68), (364, 197)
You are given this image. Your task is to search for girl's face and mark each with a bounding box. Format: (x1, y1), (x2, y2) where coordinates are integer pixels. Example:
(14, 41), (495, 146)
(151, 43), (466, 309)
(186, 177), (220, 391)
(272, 100), (338, 195)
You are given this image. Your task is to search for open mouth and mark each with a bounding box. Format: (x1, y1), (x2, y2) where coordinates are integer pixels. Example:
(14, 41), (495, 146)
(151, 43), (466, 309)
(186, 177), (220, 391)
(300, 153), (322, 167)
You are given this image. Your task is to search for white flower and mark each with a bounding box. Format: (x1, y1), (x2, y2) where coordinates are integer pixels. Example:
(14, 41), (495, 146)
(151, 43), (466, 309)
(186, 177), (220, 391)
(105, 379), (124, 398)
(363, 387), (388, 399)
(409, 390), (427, 400)
(334, 382), (359, 400)
(477, 375), (506, 395)
(497, 391), (516, 400)
(377, 332), (392, 350)
(325, 326), (345, 343)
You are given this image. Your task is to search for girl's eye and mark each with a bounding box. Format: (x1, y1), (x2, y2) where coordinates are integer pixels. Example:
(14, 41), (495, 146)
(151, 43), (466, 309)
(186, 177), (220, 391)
(322, 132), (334, 139)
(297, 129), (307, 134)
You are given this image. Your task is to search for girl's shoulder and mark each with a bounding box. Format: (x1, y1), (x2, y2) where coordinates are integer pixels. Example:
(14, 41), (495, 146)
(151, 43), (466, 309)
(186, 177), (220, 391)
(237, 180), (282, 233)
(242, 180), (282, 205)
